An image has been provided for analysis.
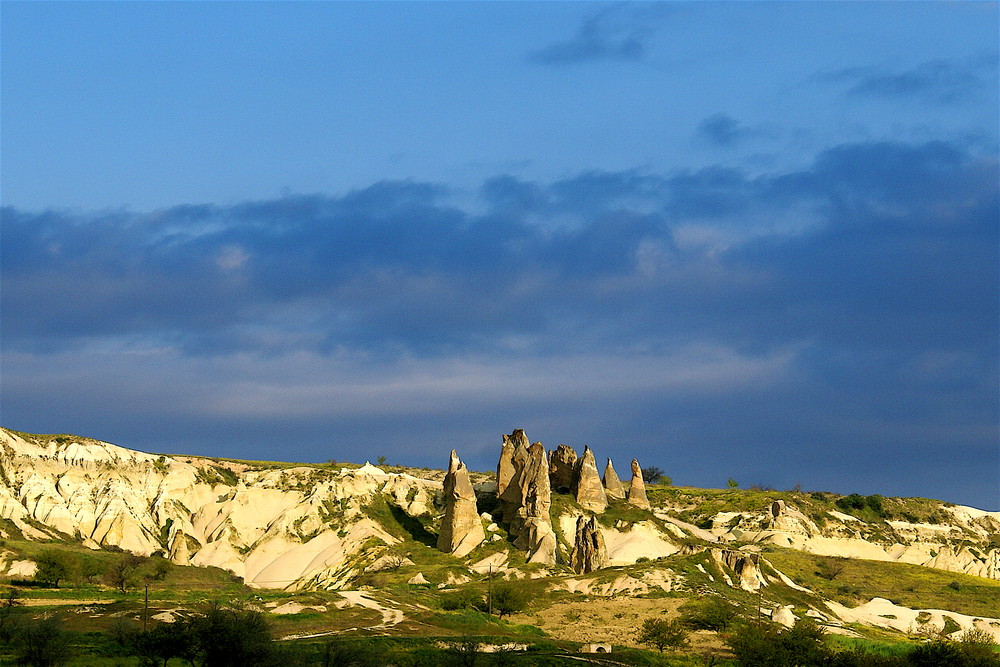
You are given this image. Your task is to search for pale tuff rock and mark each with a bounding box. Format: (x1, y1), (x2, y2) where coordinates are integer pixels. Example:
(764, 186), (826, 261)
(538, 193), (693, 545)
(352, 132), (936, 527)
(626, 459), (650, 510)
(711, 548), (765, 591)
(570, 515), (608, 574)
(602, 458), (625, 500)
(499, 436), (556, 565)
(558, 514), (678, 566)
(772, 605), (796, 628)
(496, 438), (517, 498)
(572, 447), (607, 513)
(548, 444), (578, 493)
(506, 428), (530, 451)
(826, 597), (1000, 642)
(407, 572), (429, 585)
(437, 450), (486, 558)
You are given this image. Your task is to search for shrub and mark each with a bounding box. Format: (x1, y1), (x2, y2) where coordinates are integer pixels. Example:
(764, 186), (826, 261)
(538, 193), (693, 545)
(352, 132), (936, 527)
(34, 550), (75, 588)
(680, 597), (740, 631)
(728, 619), (828, 667)
(489, 582), (529, 619)
(440, 588), (482, 611)
(637, 617), (688, 653)
(13, 616), (72, 666)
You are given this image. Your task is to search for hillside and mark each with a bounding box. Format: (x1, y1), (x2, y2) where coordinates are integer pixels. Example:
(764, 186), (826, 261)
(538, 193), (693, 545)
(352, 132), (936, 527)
(1, 426), (998, 664)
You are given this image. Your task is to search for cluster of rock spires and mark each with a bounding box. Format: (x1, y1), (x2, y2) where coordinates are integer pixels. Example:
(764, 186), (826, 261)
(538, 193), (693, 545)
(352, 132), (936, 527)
(437, 428), (654, 573)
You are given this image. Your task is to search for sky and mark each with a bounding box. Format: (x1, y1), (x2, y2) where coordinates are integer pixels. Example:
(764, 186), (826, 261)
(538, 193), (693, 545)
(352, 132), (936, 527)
(1, 1), (998, 509)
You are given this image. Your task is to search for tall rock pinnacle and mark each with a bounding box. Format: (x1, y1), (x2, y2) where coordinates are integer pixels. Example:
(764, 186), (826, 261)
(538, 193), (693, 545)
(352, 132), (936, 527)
(438, 450), (486, 557)
(626, 458), (650, 510)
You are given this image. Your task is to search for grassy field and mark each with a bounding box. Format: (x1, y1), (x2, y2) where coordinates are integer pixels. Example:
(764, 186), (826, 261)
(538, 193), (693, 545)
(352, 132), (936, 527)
(764, 547), (1000, 617)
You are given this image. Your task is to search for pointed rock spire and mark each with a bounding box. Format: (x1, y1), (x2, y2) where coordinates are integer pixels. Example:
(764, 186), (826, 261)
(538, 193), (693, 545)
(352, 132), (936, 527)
(438, 450), (486, 558)
(572, 446), (607, 513)
(513, 441), (557, 564)
(497, 436), (516, 498)
(570, 515), (608, 574)
(626, 458), (650, 510)
(602, 457), (625, 500)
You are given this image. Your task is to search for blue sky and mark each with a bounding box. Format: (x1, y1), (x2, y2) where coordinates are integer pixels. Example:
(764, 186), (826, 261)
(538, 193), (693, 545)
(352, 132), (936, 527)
(2, 1), (998, 509)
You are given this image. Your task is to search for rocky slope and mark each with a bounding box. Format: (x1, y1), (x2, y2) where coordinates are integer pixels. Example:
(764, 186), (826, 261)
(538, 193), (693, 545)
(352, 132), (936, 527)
(2, 426), (998, 602)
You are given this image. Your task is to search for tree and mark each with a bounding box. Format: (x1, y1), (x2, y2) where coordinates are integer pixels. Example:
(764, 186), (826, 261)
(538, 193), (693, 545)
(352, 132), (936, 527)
(0, 588), (24, 643)
(13, 616), (72, 667)
(727, 619), (829, 667)
(681, 596), (740, 632)
(727, 478), (739, 489)
(490, 582), (529, 619)
(191, 604), (272, 666)
(637, 617), (688, 653)
(641, 466), (666, 484)
(34, 550), (74, 588)
(447, 635), (482, 667)
(815, 557), (846, 581)
(106, 553), (146, 594)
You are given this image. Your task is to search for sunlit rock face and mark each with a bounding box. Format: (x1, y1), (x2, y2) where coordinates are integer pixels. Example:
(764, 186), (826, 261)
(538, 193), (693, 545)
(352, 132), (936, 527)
(572, 447), (608, 514)
(0, 428), (439, 590)
(626, 459), (650, 510)
(494, 432), (556, 565)
(602, 458), (625, 500)
(437, 450), (485, 558)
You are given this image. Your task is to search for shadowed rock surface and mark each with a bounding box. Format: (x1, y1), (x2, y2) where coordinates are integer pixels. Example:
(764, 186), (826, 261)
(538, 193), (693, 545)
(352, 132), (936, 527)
(603, 458), (625, 500)
(572, 447), (608, 513)
(549, 444), (578, 493)
(627, 459), (650, 510)
(438, 450), (486, 557)
(570, 515), (608, 574)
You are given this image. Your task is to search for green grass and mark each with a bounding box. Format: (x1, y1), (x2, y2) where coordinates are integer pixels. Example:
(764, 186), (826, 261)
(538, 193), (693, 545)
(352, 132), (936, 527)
(764, 547), (1000, 617)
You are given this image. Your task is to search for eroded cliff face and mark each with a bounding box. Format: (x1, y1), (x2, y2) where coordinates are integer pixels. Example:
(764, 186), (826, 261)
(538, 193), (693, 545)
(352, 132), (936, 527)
(4, 426), (998, 595)
(0, 429), (437, 590)
(656, 498), (1000, 581)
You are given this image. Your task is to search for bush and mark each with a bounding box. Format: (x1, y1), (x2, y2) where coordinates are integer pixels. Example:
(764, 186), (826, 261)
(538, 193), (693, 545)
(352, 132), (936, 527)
(34, 550), (75, 588)
(440, 588), (483, 611)
(489, 582), (529, 619)
(637, 617), (688, 653)
(728, 619), (828, 667)
(680, 597), (740, 631)
(13, 616), (72, 666)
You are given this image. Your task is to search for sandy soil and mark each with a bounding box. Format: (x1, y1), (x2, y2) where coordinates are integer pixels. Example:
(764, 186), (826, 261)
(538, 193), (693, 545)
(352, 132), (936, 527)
(509, 595), (726, 657)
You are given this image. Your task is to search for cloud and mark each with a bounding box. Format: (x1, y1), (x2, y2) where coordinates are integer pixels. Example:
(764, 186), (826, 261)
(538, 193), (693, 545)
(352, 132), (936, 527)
(2, 139), (997, 507)
(819, 54), (1000, 104)
(696, 114), (754, 148)
(527, 5), (661, 65)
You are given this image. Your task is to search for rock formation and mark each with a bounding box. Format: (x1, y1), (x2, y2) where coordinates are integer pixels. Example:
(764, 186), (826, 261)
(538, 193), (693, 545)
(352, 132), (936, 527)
(570, 515), (608, 574)
(572, 447), (607, 513)
(549, 444), (578, 493)
(712, 548), (764, 591)
(497, 435), (556, 564)
(626, 459), (650, 510)
(602, 458), (625, 500)
(497, 437), (517, 498)
(438, 450), (486, 558)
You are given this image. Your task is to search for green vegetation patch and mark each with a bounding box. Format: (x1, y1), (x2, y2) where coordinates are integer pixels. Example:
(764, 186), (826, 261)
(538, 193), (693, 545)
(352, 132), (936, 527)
(765, 547), (1000, 617)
